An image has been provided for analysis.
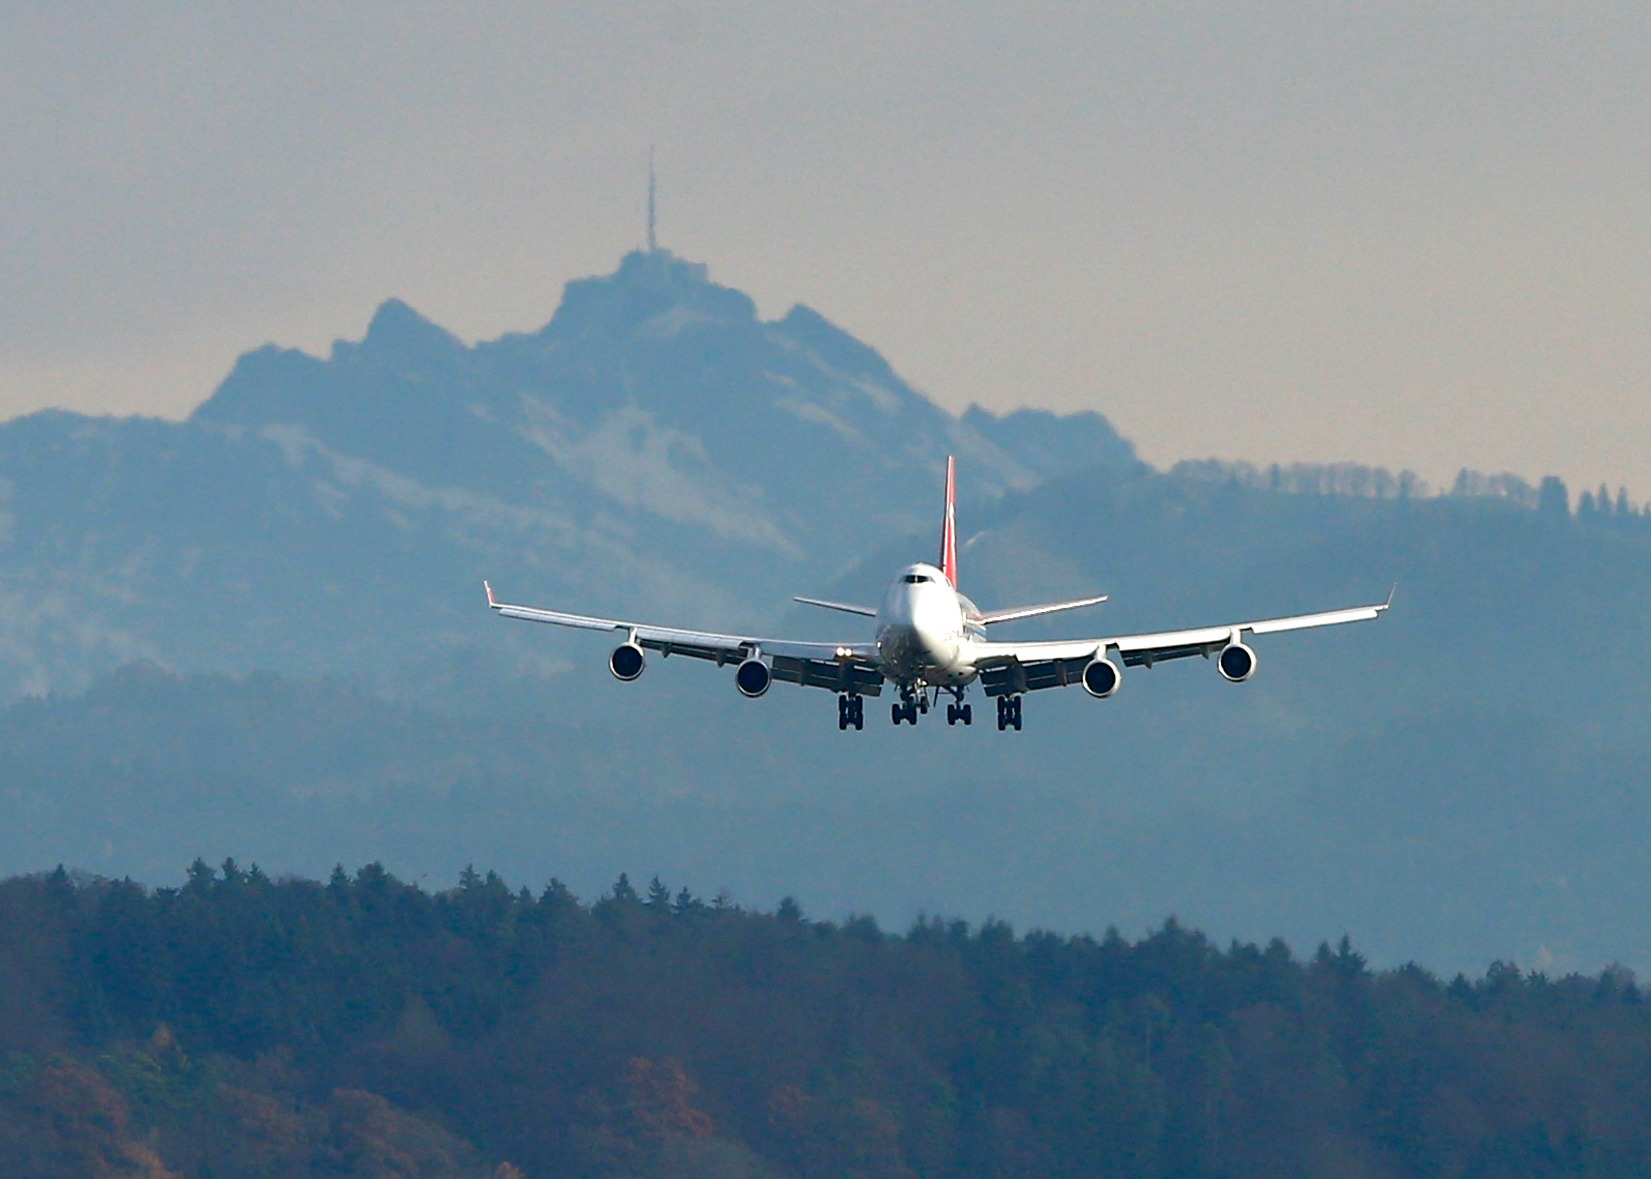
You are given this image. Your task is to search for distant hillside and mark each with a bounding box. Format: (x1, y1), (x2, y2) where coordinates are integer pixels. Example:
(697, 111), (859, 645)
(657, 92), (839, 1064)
(7, 248), (1651, 978)
(0, 249), (1135, 699)
(8, 461), (1651, 975)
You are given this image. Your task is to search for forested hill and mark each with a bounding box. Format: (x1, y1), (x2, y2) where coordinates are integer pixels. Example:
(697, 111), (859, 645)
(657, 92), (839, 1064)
(2, 862), (1646, 1179)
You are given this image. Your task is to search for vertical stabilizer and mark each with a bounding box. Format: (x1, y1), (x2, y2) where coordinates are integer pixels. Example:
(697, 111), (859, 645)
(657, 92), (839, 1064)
(939, 455), (958, 586)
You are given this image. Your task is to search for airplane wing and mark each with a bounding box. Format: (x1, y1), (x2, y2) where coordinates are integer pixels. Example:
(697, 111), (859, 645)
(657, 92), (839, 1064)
(484, 583), (885, 695)
(971, 593), (1392, 696)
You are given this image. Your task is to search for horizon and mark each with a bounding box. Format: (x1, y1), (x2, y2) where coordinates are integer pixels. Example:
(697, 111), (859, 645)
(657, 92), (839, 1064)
(8, 853), (1617, 985)
(3, 6), (1647, 501)
(26, 242), (1622, 512)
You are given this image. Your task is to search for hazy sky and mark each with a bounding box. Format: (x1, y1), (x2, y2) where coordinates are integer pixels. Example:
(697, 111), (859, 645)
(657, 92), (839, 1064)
(3, 4), (1648, 495)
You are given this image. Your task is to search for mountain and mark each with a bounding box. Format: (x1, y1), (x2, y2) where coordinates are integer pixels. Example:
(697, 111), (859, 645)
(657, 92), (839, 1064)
(7, 249), (1651, 976)
(0, 250), (1135, 699)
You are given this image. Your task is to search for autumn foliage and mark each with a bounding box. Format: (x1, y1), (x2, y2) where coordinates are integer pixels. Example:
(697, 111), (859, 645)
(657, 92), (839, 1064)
(3, 862), (1651, 1176)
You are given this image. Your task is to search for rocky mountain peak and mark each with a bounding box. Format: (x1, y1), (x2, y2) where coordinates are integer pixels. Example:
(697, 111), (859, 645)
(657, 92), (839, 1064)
(357, 298), (464, 362)
(542, 249), (757, 342)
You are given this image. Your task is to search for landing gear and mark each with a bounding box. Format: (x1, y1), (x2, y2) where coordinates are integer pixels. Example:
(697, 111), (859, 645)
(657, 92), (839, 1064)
(996, 695), (1023, 732)
(837, 693), (864, 731)
(890, 699), (919, 725)
(889, 683), (975, 728)
(891, 683), (923, 726)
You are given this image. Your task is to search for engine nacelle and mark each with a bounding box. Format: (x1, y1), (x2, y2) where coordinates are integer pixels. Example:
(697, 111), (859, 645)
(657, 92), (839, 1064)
(609, 642), (646, 681)
(1217, 641), (1257, 683)
(1081, 655), (1121, 699)
(735, 658), (772, 698)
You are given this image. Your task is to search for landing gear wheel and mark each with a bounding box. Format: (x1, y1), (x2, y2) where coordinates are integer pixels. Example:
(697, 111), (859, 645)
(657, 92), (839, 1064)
(836, 694), (863, 731)
(946, 703), (958, 725)
(996, 696), (1022, 731)
(961, 703), (973, 726)
(892, 702), (903, 726)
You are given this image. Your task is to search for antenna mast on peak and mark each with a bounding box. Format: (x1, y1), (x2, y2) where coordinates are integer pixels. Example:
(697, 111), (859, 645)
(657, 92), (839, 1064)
(647, 145), (658, 254)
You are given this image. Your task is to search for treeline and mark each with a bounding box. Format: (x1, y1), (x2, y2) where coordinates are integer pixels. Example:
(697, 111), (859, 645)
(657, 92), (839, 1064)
(4, 863), (1651, 1178)
(1171, 459), (1435, 501)
(1171, 457), (1649, 522)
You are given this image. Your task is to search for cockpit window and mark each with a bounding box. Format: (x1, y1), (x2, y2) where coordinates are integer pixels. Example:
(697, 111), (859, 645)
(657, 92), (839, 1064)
(903, 573), (930, 584)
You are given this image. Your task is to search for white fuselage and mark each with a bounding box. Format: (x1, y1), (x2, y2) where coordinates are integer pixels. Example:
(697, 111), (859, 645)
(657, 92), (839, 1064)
(874, 562), (986, 686)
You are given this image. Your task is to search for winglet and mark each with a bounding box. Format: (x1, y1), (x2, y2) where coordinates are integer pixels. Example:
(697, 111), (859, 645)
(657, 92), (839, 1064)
(484, 580), (497, 608)
(939, 455), (958, 587)
(1383, 583), (1397, 610)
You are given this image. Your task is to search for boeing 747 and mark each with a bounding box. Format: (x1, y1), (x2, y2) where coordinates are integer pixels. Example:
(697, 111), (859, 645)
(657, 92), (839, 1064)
(485, 458), (1390, 730)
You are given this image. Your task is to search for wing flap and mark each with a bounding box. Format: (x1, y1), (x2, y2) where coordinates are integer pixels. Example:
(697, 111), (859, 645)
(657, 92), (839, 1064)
(637, 637), (747, 664)
(771, 655), (884, 695)
(978, 654), (1090, 696)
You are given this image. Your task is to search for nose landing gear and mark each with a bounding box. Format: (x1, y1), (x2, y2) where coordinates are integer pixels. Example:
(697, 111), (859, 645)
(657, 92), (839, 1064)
(891, 682), (926, 726)
(995, 695), (1023, 731)
(837, 693), (864, 731)
(888, 683), (975, 727)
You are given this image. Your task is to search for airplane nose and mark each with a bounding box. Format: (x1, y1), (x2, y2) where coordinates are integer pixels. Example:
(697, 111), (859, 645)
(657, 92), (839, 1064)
(911, 604), (957, 661)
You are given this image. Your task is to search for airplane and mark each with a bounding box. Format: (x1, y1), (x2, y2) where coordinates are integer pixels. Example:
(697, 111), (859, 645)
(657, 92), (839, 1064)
(485, 457), (1390, 731)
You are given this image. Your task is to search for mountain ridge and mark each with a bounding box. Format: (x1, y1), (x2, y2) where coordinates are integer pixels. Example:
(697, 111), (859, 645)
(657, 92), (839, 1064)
(0, 249), (1136, 700)
(6, 250), (1651, 976)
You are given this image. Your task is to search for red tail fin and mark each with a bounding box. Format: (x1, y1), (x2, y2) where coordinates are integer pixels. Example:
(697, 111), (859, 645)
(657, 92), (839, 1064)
(939, 455), (958, 586)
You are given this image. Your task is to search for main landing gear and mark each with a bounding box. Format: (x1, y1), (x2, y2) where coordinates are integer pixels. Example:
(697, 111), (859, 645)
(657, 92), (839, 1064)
(855, 684), (1019, 730)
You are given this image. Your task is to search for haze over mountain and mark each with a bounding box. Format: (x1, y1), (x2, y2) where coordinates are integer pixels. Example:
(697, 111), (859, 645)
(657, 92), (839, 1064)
(3, 250), (1651, 976)
(0, 249), (1132, 699)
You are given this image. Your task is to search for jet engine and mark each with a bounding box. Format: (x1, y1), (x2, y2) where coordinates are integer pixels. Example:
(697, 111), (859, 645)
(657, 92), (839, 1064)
(735, 658), (772, 698)
(1217, 641), (1257, 683)
(1081, 655), (1122, 699)
(609, 642), (646, 681)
